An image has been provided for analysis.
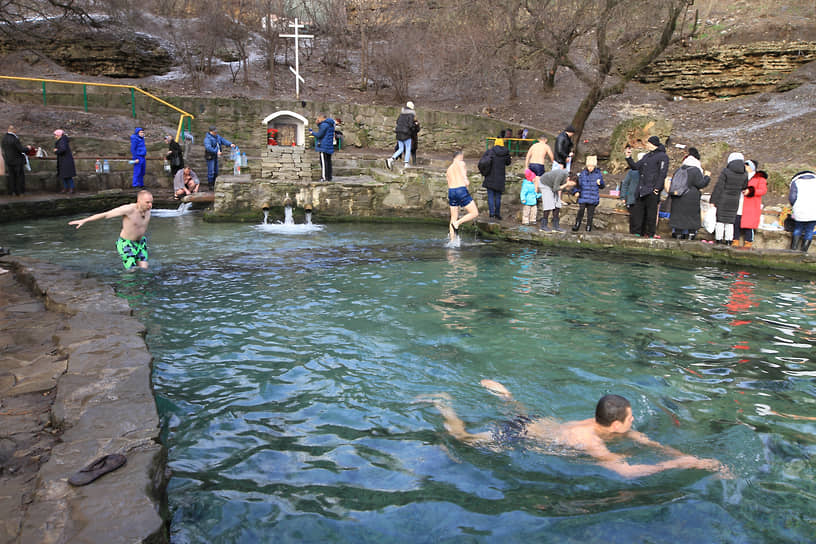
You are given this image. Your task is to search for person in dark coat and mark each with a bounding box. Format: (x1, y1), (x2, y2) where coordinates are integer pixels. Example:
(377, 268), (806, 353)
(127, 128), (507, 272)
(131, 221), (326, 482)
(710, 152), (748, 244)
(668, 147), (711, 240)
(309, 114), (336, 182)
(625, 136), (670, 238)
(571, 155), (605, 232)
(165, 135), (184, 178)
(619, 151), (644, 234)
(1, 124), (31, 196)
(385, 101), (416, 169)
(53, 129), (77, 194)
(553, 125), (575, 171)
(481, 139), (512, 219)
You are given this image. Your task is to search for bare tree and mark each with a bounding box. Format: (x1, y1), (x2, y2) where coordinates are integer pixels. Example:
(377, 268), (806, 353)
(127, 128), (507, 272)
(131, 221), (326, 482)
(0, 0), (94, 42)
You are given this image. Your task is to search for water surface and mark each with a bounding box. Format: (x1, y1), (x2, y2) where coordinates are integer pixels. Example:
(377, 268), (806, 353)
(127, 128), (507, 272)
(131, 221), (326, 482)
(2, 213), (814, 543)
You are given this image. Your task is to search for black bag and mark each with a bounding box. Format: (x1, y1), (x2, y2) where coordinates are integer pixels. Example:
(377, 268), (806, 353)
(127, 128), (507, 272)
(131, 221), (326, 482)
(783, 215), (795, 232)
(205, 150), (216, 161)
(477, 150), (493, 177)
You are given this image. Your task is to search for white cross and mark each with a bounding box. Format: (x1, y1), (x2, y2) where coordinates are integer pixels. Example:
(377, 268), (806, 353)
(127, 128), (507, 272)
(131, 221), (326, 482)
(279, 18), (314, 99)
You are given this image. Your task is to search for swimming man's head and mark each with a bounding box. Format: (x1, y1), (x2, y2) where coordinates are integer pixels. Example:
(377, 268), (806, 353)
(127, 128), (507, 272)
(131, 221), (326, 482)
(595, 394), (632, 428)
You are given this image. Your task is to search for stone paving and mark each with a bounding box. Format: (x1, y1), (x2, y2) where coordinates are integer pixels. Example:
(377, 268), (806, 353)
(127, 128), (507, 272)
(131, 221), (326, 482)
(0, 257), (166, 544)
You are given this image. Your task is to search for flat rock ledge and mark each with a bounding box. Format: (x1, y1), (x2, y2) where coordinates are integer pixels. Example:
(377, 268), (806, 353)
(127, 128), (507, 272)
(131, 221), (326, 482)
(2, 256), (167, 544)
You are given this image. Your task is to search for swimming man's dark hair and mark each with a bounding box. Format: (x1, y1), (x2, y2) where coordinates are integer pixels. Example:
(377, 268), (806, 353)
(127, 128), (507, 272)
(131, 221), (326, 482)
(595, 394), (631, 427)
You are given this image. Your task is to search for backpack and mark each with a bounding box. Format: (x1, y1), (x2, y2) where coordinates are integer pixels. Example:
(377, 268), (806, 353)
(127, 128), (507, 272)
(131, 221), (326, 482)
(668, 166), (690, 196)
(477, 150), (493, 177)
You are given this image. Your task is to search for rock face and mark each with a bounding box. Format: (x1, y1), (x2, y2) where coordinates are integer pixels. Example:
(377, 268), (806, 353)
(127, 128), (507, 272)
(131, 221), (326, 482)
(0, 23), (172, 78)
(638, 41), (816, 99)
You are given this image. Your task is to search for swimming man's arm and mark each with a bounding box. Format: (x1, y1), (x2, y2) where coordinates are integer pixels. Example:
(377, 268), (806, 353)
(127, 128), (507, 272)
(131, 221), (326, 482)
(626, 430), (685, 457)
(69, 204), (133, 228)
(587, 441), (722, 478)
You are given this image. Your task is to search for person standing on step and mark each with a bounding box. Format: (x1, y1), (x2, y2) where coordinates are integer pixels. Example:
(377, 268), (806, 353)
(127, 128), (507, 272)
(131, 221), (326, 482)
(553, 125), (575, 171)
(204, 126), (235, 191)
(538, 170), (574, 232)
(668, 147), (710, 240)
(571, 155), (605, 232)
(130, 127), (147, 188)
(309, 114), (336, 182)
(732, 159), (767, 249)
(1, 124), (31, 197)
(53, 129), (77, 194)
(479, 138), (511, 220)
(525, 135), (554, 175)
(788, 170), (816, 253)
(625, 136), (670, 239)
(710, 152), (748, 245)
(385, 101), (416, 170)
(165, 134), (184, 179)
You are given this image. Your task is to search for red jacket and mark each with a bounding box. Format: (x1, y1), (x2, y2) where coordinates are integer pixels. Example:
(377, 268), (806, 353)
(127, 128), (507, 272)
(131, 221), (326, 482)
(740, 171), (767, 229)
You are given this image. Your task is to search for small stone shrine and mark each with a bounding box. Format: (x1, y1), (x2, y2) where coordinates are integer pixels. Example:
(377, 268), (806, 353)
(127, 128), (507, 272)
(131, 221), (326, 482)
(258, 110), (315, 181)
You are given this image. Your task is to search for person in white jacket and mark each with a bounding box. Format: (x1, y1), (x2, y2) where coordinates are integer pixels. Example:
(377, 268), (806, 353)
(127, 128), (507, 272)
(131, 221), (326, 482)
(788, 170), (816, 252)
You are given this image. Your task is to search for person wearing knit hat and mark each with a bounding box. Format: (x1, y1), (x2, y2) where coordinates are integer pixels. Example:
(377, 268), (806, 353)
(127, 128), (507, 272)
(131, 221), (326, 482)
(624, 136), (670, 238)
(204, 126), (235, 191)
(570, 155), (605, 232)
(386, 101), (417, 170)
(710, 151), (748, 244)
(668, 147), (711, 240)
(53, 128), (76, 194)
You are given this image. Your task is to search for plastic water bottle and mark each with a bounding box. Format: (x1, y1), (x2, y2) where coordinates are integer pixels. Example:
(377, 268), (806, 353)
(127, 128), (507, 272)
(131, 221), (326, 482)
(95, 159), (101, 173)
(241, 152), (247, 167)
(233, 161), (241, 175)
(102, 159), (110, 173)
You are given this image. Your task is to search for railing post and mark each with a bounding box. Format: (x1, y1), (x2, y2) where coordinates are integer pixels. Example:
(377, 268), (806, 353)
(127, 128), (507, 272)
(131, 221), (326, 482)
(130, 88), (136, 118)
(42, 81), (46, 106)
(83, 84), (88, 112)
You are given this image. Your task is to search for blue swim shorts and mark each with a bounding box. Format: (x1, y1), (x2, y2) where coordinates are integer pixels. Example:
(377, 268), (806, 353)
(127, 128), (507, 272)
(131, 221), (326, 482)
(528, 163), (546, 176)
(448, 186), (473, 207)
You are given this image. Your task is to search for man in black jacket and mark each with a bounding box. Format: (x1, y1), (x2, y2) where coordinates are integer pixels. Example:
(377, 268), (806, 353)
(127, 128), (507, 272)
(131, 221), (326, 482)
(625, 136), (670, 238)
(2, 124), (31, 196)
(553, 125), (575, 171)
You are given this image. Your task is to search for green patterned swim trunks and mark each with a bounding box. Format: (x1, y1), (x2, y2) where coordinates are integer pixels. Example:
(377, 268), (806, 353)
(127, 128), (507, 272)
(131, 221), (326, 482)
(116, 236), (148, 269)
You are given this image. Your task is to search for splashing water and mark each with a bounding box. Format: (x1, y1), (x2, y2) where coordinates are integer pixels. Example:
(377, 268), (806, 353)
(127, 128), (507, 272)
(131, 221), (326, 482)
(151, 202), (193, 217)
(283, 205), (294, 225)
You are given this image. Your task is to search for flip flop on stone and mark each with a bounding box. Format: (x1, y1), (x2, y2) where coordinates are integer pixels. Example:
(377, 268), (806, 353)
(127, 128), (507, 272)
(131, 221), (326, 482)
(68, 453), (127, 486)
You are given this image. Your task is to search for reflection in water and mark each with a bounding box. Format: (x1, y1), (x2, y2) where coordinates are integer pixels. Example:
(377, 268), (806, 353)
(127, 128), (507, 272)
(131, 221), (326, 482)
(0, 218), (814, 543)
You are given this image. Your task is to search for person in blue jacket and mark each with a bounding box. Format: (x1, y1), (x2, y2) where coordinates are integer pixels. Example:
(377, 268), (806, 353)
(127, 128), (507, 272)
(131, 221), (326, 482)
(309, 114), (336, 182)
(571, 155), (605, 232)
(130, 127), (147, 188)
(204, 126), (235, 191)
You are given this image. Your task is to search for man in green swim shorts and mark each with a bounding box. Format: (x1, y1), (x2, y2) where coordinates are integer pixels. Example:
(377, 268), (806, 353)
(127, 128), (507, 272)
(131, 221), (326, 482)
(69, 190), (153, 270)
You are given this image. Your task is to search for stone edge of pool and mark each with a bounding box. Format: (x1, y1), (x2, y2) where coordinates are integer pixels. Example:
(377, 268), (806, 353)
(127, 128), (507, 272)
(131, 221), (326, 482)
(2, 255), (167, 544)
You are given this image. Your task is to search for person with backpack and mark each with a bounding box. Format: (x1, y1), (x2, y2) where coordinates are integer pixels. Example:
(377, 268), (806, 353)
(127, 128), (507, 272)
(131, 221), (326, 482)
(479, 138), (511, 220)
(668, 147), (711, 240)
(385, 101), (416, 170)
(732, 160), (767, 249)
(711, 152), (748, 245)
(788, 170), (816, 253)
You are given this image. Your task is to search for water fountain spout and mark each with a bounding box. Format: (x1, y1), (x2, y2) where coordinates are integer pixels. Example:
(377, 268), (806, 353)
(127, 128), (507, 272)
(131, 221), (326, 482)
(261, 203), (270, 225)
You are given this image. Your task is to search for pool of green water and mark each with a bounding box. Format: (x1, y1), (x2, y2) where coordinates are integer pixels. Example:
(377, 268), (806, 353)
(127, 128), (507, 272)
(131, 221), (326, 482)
(2, 211), (815, 543)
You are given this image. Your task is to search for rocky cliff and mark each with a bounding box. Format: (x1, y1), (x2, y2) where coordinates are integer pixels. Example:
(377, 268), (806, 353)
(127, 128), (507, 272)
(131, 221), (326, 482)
(637, 41), (816, 99)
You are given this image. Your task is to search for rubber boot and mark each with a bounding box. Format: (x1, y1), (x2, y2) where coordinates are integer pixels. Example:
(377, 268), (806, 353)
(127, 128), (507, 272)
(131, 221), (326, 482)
(802, 239), (811, 253)
(743, 241), (753, 250)
(553, 219), (563, 232)
(791, 235), (802, 250)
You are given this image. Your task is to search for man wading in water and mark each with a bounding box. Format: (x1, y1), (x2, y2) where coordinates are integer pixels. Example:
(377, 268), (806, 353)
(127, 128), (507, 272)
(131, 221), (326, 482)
(69, 190), (154, 270)
(419, 380), (731, 478)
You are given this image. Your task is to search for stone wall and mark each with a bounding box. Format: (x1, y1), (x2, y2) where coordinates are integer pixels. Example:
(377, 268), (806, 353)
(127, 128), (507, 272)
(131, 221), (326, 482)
(259, 143), (315, 181)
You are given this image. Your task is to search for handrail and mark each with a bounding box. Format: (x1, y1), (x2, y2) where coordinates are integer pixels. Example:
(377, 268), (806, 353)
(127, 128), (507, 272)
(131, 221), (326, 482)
(0, 75), (195, 141)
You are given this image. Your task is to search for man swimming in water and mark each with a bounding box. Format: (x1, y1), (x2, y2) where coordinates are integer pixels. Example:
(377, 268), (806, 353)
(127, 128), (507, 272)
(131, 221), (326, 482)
(421, 380), (729, 479)
(69, 190), (153, 270)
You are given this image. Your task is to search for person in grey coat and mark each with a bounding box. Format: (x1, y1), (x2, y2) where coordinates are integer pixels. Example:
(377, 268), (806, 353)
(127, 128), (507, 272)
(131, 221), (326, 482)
(710, 152), (748, 244)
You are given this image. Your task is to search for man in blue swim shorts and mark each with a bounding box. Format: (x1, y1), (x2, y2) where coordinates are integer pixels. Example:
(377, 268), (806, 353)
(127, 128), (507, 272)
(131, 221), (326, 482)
(446, 150), (479, 242)
(69, 190), (154, 270)
(418, 380), (730, 479)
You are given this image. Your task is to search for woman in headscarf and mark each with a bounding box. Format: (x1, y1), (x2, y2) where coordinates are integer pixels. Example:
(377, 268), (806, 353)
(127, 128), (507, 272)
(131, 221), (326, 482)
(53, 129), (77, 194)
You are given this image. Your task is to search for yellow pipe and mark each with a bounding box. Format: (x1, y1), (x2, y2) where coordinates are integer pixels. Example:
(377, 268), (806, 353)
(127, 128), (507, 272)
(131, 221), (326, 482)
(0, 75), (195, 117)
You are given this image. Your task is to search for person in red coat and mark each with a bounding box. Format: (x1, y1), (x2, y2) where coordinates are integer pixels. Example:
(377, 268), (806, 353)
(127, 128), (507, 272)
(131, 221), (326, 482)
(733, 159), (767, 249)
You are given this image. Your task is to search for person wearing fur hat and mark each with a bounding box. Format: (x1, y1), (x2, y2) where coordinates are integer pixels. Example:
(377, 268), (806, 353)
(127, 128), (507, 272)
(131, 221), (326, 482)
(668, 147), (711, 240)
(711, 152), (749, 244)
(624, 135), (670, 238)
(733, 159), (767, 249)
(385, 101), (416, 170)
(53, 129), (77, 194)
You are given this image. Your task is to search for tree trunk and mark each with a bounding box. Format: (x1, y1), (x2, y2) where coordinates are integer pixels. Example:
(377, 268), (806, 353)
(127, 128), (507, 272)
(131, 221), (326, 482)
(570, 85), (605, 150)
(359, 27), (368, 91)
